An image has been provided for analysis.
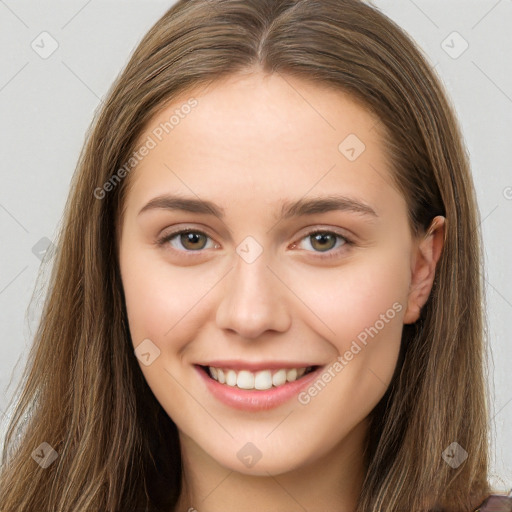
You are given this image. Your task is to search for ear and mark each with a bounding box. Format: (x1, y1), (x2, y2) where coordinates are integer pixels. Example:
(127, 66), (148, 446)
(403, 216), (446, 324)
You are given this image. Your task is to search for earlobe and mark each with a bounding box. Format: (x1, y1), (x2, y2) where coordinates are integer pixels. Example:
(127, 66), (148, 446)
(403, 216), (446, 324)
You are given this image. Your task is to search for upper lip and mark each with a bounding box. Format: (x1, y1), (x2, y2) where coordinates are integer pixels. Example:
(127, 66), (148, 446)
(197, 360), (321, 372)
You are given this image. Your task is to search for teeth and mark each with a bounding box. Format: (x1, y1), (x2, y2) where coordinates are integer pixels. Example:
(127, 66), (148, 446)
(272, 369), (287, 387)
(207, 365), (313, 390)
(237, 370), (254, 389)
(255, 370), (273, 390)
(226, 370), (237, 386)
(287, 368), (297, 381)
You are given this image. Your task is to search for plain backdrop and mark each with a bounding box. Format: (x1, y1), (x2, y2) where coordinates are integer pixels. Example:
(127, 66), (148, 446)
(0, 0), (511, 490)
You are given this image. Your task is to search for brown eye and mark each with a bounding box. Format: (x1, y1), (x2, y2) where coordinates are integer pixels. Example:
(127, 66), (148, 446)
(179, 232), (208, 250)
(292, 229), (351, 259)
(158, 229), (216, 252)
(309, 232), (338, 252)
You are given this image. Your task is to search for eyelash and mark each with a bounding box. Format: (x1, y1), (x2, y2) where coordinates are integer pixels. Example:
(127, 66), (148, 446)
(156, 227), (354, 260)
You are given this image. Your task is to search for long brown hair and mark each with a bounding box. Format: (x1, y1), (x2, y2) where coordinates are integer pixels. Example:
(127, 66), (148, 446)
(0, 0), (492, 510)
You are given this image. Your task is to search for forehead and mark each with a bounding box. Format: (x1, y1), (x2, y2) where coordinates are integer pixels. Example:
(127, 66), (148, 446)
(124, 71), (401, 218)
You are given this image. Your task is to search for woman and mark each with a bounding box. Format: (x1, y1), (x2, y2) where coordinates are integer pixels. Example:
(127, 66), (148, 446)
(0, 0), (509, 510)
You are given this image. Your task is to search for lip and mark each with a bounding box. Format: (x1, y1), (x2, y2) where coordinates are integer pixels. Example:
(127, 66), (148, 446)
(195, 364), (325, 411)
(197, 360), (317, 372)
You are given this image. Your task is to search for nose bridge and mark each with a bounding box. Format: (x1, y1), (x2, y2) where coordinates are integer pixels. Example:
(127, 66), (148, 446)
(215, 245), (291, 338)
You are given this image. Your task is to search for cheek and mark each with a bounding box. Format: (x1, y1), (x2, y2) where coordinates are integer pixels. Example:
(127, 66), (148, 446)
(289, 251), (410, 429)
(120, 247), (217, 353)
(290, 251), (410, 346)
(119, 250), (214, 413)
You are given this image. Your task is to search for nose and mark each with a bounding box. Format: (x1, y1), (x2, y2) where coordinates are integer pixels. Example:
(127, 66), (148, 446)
(215, 251), (292, 339)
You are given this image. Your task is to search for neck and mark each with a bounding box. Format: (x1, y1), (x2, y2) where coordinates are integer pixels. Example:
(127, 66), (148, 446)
(174, 419), (368, 512)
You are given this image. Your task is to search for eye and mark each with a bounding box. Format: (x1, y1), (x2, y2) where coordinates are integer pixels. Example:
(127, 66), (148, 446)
(292, 229), (351, 257)
(156, 227), (352, 258)
(157, 228), (218, 252)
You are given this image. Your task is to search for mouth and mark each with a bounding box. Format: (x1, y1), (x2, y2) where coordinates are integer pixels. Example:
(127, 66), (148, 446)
(195, 363), (325, 411)
(198, 364), (319, 391)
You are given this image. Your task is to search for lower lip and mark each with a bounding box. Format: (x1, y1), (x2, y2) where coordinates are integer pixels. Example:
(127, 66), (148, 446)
(195, 365), (324, 411)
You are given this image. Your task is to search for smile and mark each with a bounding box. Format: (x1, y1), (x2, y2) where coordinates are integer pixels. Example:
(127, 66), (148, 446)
(203, 365), (316, 390)
(195, 363), (324, 411)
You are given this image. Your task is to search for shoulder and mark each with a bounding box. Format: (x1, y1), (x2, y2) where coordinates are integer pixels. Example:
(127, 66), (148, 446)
(472, 493), (512, 511)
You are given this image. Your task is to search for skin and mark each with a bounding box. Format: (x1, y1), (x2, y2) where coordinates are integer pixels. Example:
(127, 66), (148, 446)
(118, 69), (445, 512)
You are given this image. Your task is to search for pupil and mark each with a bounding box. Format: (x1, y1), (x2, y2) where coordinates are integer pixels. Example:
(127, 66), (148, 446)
(312, 233), (335, 252)
(182, 232), (206, 250)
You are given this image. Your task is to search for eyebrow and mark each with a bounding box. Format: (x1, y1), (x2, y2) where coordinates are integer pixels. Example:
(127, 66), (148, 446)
(137, 193), (378, 219)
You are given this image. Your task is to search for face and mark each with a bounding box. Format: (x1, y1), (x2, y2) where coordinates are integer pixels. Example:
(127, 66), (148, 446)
(118, 70), (424, 476)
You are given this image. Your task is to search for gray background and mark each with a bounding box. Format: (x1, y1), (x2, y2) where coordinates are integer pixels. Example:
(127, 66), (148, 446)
(0, 0), (511, 489)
